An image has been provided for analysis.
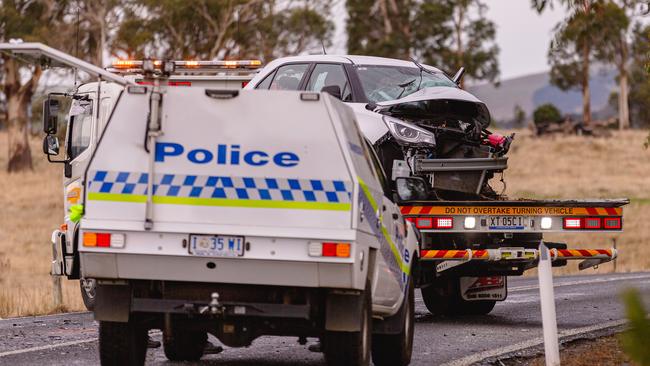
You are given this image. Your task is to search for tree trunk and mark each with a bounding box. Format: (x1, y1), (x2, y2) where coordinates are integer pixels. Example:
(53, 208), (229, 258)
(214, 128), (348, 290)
(581, 42), (591, 126)
(618, 38), (630, 130)
(3, 57), (40, 172)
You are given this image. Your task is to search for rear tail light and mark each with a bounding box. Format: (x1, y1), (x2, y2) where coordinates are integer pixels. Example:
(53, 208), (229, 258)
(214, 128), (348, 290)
(241, 81), (249, 88)
(434, 217), (454, 229)
(308, 242), (350, 258)
(603, 217), (622, 229)
(83, 232), (126, 248)
(584, 217), (601, 229)
(563, 217), (582, 229)
(414, 217), (453, 229)
(563, 217), (622, 230)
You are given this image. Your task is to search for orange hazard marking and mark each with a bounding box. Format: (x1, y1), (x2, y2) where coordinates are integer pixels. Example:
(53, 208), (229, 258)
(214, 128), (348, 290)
(400, 206), (622, 217)
(555, 249), (614, 258)
(420, 250), (470, 259)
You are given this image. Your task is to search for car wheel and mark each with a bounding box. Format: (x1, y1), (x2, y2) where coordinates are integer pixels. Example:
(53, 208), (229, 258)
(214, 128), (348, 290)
(323, 283), (372, 366)
(371, 276), (414, 366)
(99, 319), (147, 366)
(80, 278), (96, 311)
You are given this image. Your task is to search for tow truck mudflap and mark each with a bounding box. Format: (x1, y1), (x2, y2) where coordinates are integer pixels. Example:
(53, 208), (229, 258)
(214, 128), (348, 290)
(420, 246), (617, 272)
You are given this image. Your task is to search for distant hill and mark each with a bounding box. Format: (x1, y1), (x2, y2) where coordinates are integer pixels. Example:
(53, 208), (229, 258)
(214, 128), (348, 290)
(467, 67), (617, 126)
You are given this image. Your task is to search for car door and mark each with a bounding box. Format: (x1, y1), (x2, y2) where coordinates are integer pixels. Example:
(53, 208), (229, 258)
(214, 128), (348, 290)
(304, 63), (353, 101)
(363, 140), (406, 310)
(254, 63), (310, 90)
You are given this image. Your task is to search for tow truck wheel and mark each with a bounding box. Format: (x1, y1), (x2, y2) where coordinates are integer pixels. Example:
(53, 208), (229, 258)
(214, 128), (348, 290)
(371, 276), (414, 366)
(80, 278), (96, 311)
(163, 328), (207, 361)
(421, 278), (496, 316)
(99, 320), (147, 366)
(322, 284), (372, 366)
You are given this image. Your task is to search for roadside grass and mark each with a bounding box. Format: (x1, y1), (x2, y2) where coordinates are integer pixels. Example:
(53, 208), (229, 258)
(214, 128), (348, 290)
(0, 129), (648, 317)
(0, 133), (84, 318)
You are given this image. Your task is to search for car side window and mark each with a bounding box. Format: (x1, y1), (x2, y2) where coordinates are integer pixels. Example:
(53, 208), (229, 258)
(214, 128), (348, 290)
(269, 64), (308, 90)
(67, 100), (93, 160)
(255, 70), (276, 90)
(306, 64), (352, 101)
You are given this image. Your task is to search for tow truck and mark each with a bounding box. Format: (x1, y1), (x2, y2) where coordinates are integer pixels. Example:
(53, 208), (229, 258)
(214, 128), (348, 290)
(246, 55), (628, 315)
(1, 43), (418, 366)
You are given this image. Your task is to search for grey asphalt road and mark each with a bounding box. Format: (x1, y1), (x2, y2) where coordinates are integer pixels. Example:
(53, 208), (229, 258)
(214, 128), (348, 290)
(1, 272), (649, 366)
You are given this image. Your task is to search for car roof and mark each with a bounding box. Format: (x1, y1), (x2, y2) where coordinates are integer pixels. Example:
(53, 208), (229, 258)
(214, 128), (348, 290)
(263, 55), (444, 74)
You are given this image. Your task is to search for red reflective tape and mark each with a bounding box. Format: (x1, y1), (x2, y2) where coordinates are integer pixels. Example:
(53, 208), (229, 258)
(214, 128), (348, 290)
(434, 251), (447, 258)
(474, 250), (487, 258)
(596, 249), (611, 255)
(605, 207), (618, 216)
(586, 207), (598, 216)
(401, 206), (411, 214)
(578, 249), (592, 257)
(557, 249), (570, 257)
(420, 206), (432, 214)
(453, 251), (467, 258)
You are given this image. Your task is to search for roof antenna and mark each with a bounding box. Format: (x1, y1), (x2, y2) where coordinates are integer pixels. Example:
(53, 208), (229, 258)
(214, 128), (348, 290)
(320, 38), (327, 55)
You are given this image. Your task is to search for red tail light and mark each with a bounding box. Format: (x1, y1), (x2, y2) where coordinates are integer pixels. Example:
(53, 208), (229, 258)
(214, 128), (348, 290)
(584, 217), (601, 229)
(414, 217), (453, 229)
(415, 218), (433, 229)
(563, 217), (582, 229)
(603, 217), (622, 229)
(434, 217), (454, 229)
(241, 81), (249, 88)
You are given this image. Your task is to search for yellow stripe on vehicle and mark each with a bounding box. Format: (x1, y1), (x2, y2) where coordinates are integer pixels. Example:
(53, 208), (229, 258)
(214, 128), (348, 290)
(87, 192), (351, 211)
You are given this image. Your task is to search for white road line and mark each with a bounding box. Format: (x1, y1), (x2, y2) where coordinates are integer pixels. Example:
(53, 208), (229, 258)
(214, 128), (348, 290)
(0, 338), (97, 357)
(440, 318), (629, 366)
(509, 274), (650, 292)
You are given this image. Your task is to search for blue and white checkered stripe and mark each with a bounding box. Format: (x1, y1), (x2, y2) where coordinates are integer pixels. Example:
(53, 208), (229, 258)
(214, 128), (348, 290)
(88, 170), (351, 204)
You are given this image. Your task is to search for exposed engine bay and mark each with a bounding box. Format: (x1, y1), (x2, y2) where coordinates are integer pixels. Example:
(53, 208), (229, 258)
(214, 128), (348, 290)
(369, 96), (514, 200)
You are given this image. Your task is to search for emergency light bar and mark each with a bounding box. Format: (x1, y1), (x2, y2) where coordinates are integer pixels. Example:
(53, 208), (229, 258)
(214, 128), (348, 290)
(109, 59), (262, 74)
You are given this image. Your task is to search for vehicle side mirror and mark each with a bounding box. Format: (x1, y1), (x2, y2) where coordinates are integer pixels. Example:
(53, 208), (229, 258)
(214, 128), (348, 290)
(321, 85), (342, 100)
(43, 96), (60, 134)
(43, 135), (60, 156)
(395, 177), (429, 201)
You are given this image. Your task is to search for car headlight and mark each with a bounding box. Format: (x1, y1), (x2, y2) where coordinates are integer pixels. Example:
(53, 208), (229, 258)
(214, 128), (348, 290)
(382, 116), (436, 147)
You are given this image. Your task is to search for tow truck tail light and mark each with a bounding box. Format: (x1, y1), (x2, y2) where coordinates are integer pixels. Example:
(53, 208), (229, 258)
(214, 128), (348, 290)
(563, 218), (582, 229)
(584, 217), (601, 229)
(308, 242), (351, 258)
(83, 232), (126, 248)
(434, 217), (454, 229)
(603, 217), (622, 229)
(414, 217), (453, 229)
(415, 218), (433, 229)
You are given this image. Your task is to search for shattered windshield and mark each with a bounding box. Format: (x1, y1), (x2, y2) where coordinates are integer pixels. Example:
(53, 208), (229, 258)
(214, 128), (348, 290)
(355, 65), (457, 103)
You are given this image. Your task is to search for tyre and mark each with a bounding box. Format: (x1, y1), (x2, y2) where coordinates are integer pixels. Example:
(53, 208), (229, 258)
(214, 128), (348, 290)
(99, 320), (147, 366)
(421, 278), (496, 316)
(371, 276), (414, 366)
(323, 284), (372, 366)
(163, 328), (207, 361)
(80, 278), (96, 311)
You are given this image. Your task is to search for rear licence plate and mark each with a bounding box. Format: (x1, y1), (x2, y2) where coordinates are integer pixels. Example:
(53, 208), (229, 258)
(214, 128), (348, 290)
(189, 234), (244, 257)
(488, 216), (527, 230)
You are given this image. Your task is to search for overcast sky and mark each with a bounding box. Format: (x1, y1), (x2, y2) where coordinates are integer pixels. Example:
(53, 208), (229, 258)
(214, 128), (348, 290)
(331, 1), (567, 81)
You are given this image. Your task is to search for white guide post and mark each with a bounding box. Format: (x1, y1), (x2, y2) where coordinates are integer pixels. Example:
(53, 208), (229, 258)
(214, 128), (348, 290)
(538, 241), (560, 366)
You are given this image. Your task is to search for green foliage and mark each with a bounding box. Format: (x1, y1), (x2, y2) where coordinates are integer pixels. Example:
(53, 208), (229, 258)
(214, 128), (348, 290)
(620, 289), (650, 365)
(533, 103), (562, 126)
(629, 24), (650, 128)
(112, 0), (333, 62)
(346, 0), (413, 59)
(346, 0), (499, 85)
